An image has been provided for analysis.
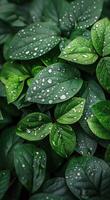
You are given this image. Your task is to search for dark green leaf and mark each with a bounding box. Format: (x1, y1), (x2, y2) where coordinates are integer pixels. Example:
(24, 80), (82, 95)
(16, 112), (52, 141)
(65, 156), (110, 200)
(0, 126), (23, 169)
(5, 22), (61, 60)
(59, 37), (98, 65)
(71, 0), (103, 29)
(96, 57), (110, 92)
(30, 193), (63, 200)
(26, 63), (83, 104)
(0, 170), (10, 200)
(76, 126), (97, 155)
(49, 123), (76, 158)
(55, 97), (85, 124)
(14, 144), (46, 193)
(42, 177), (76, 200)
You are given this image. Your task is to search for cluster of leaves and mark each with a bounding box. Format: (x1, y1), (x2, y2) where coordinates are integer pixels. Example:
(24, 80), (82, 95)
(1, 0), (110, 199)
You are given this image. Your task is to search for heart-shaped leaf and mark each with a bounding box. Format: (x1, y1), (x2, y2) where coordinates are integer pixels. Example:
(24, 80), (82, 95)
(96, 57), (110, 92)
(4, 21), (61, 60)
(0, 170), (10, 200)
(92, 100), (110, 131)
(16, 112), (52, 141)
(71, 0), (103, 29)
(0, 62), (29, 103)
(65, 156), (110, 200)
(91, 18), (110, 56)
(59, 37), (98, 65)
(26, 63), (83, 104)
(80, 80), (105, 134)
(87, 116), (110, 140)
(14, 144), (46, 193)
(55, 97), (85, 124)
(49, 123), (76, 158)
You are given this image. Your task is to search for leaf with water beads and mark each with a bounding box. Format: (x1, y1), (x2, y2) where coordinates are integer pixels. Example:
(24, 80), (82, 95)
(59, 37), (98, 65)
(26, 63), (83, 105)
(55, 97), (85, 124)
(0, 170), (10, 200)
(71, 0), (103, 29)
(49, 123), (76, 158)
(96, 57), (110, 92)
(91, 18), (110, 56)
(14, 144), (46, 193)
(76, 126), (97, 156)
(5, 21), (61, 60)
(16, 112), (53, 141)
(79, 80), (105, 134)
(65, 156), (110, 200)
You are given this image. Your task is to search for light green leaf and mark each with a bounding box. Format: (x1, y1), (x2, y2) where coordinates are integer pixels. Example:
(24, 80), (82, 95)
(71, 0), (103, 29)
(55, 97), (85, 124)
(92, 100), (110, 131)
(4, 21), (61, 60)
(49, 123), (76, 158)
(59, 37), (98, 65)
(14, 144), (46, 193)
(26, 63), (83, 104)
(87, 116), (110, 140)
(65, 156), (110, 200)
(0, 170), (10, 200)
(16, 112), (52, 141)
(91, 18), (110, 56)
(80, 80), (105, 134)
(0, 62), (29, 103)
(96, 57), (110, 92)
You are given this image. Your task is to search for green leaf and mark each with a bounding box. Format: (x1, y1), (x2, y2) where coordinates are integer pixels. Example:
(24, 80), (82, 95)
(76, 127), (97, 156)
(0, 62), (29, 103)
(92, 100), (110, 131)
(14, 144), (46, 193)
(26, 63), (83, 104)
(44, 0), (75, 35)
(0, 170), (10, 200)
(55, 97), (85, 124)
(87, 116), (110, 140)
(80, 80), (105, 134)
(0, 126), (23, 169)
(16, 112), (52, 141)
(65, 156), (110, 200)
(0, 19), (11, 44)
(96, 57), (110, 92)
(91, 18), (110, 56)
(71, 0), (103, 29)
(59, 37), (98, 65)
(42, 177), (76, 200)
(0, 110), (3, 120)
(5, 21), (61, 60)
(49, 123), (76, 158)
(30, 193), (63, 200)
(105, 144), (110, 164)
